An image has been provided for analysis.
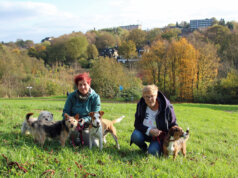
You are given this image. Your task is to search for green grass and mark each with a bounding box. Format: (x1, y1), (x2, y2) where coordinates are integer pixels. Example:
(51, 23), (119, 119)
(0, 98), (238, 177)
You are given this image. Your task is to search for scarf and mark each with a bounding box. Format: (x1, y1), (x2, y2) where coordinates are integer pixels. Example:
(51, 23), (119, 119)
(77, 88), (91, 101)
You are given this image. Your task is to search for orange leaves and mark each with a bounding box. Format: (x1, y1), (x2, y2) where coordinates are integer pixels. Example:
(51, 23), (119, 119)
(169, 38), (198, 100)
(140, 38), (199, 101)
(75, 161), (96, 177)
(2, 154), (28, 173)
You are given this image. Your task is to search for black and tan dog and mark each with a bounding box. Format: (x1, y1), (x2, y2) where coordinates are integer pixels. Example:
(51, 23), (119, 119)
(163, 126), (189, 160)
(26, 113), (79, 147)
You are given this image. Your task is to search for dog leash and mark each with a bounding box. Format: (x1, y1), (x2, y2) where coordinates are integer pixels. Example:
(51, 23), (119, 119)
(152, 131), (166, 145)
(71, 123), (85, 147)
(76, 124), (85, 146)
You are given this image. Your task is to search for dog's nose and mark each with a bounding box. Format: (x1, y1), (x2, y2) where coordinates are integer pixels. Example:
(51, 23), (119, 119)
(71, 124), (74, 128)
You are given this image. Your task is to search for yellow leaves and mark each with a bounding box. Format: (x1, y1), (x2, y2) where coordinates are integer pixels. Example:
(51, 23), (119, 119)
(118, 40), (137, 59)
(11, 48), (20, 54)
(169, 38), (198, 100)
(140, 38), (201, 100)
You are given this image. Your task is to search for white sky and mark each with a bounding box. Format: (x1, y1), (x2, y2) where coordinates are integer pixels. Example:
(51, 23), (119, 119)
(0, 0), (237, 43)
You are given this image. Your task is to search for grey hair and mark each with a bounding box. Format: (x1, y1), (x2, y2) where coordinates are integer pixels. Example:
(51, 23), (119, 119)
(142, 85), (158, 96)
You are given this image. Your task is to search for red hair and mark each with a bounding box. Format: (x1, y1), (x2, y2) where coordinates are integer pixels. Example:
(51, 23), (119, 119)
(74, 73), (91, 86)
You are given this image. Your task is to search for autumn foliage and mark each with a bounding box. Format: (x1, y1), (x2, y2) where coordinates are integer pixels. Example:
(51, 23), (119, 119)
(140, 38), (219, 101)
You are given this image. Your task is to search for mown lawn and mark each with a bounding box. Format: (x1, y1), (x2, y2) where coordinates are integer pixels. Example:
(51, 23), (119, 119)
(0, 98), (237, 177)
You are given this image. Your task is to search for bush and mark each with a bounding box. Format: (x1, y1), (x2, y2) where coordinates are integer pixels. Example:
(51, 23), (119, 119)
(120, 87), (141, 101)
(90, 57), (143, 99)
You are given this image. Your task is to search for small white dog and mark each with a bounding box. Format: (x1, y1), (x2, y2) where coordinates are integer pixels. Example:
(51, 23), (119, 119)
(21, 111), (54, 135)
(88, 111), (124, 150)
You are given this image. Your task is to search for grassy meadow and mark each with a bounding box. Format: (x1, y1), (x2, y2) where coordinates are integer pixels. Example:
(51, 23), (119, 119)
(0, 98), (238, 177)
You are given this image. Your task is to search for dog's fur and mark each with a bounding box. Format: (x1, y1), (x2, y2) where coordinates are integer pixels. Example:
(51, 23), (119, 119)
(88, 111), (124, 150)
(21, 111), (54, 135)
(26, 113), (79, 147)
(163, 126), (189, 160)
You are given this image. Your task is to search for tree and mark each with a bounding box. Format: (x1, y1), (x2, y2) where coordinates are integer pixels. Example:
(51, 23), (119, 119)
(118, 40), (137, 60)
(220, 33), (238, 70)
(15, 39), (34, 48)
(85, 31), (97, 44)
(127, 29), (146, 48)
(219, 18), (225, 26)
(203, 25), (238, 77)
(90, 57), (142, 98)
(226, 21), (234, 30)
(47, 33), (88, 65)
(167, 38), (198, 100)
(95, 32), (116, 49)
(187, 31), (220, 99)
(87, 44), (99, 59)
(204, 25), (230, 45)
(139, 40), (169, 94)
(118, 40), (137, 69)
(140, 52), (158, 84)
(47, 37), (67, 64)
(211, 17), (219, 25)
(146, 28), (162, 44)
(65, 35), (88, 63)
(196, 43), (219, 98)
(161, 28), (181, 41)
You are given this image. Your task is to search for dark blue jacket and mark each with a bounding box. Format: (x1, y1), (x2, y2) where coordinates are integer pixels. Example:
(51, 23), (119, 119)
(134, 91), (177, 134)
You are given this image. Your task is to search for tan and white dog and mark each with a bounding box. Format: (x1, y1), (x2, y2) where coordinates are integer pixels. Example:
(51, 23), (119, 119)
(89, 111), (124, 150)
(163, 126), (190, 160)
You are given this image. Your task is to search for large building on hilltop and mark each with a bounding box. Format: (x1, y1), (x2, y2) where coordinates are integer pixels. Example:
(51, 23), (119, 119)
(190, 18), (214, 30)
(119, 24), (142, 30)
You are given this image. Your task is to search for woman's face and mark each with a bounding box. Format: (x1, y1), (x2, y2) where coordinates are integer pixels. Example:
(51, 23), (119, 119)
(77, 80), (90, 95)
(143, 91), (158, 109)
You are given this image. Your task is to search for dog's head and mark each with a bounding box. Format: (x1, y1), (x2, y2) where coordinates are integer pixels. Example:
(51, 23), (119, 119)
(38, 111), (54, 122)
(89, 111), (104, 128)
(168, 126), (185, 140)
(64, 113), (79, 131)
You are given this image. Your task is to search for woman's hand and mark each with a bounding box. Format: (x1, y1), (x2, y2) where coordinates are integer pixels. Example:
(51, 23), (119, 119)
(149, 129), (161, 137)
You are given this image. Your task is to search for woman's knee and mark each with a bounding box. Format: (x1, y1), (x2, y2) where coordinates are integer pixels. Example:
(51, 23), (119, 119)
(148, 142), (161, 156)
(131, 130), (145, 144)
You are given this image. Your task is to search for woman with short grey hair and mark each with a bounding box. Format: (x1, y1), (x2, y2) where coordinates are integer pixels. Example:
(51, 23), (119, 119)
(130, 84), (177, 156)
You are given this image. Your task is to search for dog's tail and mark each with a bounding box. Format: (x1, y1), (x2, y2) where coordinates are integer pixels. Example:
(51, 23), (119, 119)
(26, 113), (34, 122)
(112, 115), (125, 124)
(183, 127), (189, 139)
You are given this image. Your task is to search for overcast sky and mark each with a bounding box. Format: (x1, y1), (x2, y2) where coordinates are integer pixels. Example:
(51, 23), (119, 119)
(0, 0), (237, 43)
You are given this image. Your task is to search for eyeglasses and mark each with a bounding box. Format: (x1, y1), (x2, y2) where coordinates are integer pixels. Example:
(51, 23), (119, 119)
(144, 95), (157, 100)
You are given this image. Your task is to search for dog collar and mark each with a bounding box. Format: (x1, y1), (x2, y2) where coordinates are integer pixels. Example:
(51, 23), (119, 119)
(92, 125), (99, 128)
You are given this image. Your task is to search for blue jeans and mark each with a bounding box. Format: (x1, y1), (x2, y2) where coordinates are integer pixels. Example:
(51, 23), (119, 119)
(131, 129), (162, 156)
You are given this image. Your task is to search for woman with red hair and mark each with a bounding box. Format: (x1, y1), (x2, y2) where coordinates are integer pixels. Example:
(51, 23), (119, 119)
(62, 72), (100, 145)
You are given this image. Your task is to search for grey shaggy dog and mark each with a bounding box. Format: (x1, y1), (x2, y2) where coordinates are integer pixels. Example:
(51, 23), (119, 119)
(21, 111), (54, 135)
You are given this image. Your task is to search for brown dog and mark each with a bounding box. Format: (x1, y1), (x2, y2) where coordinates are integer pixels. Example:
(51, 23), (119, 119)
(26, 113), (79, 147)
(88, 111), (124, 150)
(163, 126), (189, 160)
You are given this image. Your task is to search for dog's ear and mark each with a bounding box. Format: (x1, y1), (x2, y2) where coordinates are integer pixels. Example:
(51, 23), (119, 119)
(64, 113), (69, 120)
(89, 112), (94, 117)
(99, 111), (104, 116)
(169, 127), (175, 136)
(74, 114), (80, 121)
